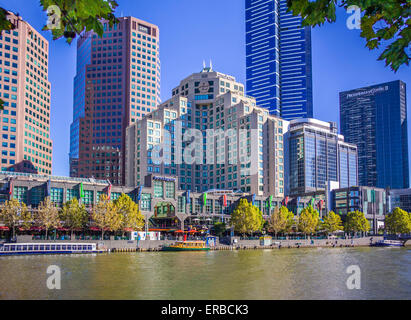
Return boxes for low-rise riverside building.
[388,188,411,213]
[126,66,289,198]
[0,172,283,230]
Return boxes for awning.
[0,226,9,231]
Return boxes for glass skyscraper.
[340,80,409,189]
[287,119,358,196]
[245,0,313,120]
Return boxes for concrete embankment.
[16,235,385,252]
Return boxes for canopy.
[0,226,9,231]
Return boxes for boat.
[162,240,210,252]
[0,243,107,256]
[371,240,404,247]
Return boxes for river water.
[0,247,410,300]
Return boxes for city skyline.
[0,0,410,178]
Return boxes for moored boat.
[162,241,210,252]
[372,240,404,247]
[0,243,107,256]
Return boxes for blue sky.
[1,0,410,177]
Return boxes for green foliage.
[268,206,295,235]
[298,205,320,235]
[385,207,411,235]
[231,199,264,236]
[92,194,121,238]
[344,210,371,233]
[286,0,411,71]
[321,211,344,234]
[212,222,227,237]
[0,198,31,238]
[0,7,13,32]
[114,193,144,234]
[60,198,88,235]
[35,197,60,238]
[0,1,118,44]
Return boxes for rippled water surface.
[0,247,410,300]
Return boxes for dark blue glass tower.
[245,0,313,120]
[340,80,409,189]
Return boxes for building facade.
[0,12,53,175]
[70,17,160,185]
[340,80,409,189]
[388,188,411,213]
[245,0,313,120]
[332,186,387,233]
[286,119,358,196]
[0,172,284,230]
[126,67,289,198]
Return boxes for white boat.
[0,243,106,256]
[372,240,404,247]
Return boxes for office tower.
[340,80,409,189]
[287,119,358,195]
[0,12,53,175]
[70,17,160,185]
[245,0,313,120]
[126,66,289,197]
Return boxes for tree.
[385,207,411,235]
[212,222,227,238]
[268,207,295,237]
[92,194,122,239]
[287,0,410,72]
[298,206,320,236]
[322,211,344,235]
[344,210,371,234]
[230,199,264,237]
[35,197,60,239]
[114,194,144,236]
[60,198,89,238]
[0,198,31,239]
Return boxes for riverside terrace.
[0,172,283,231]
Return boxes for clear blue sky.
[1,0,410,177]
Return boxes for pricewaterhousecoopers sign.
[346,86,389,99]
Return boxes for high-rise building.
[245,0,313,120]
[0,12,53,175]
[340,80,409,189]
[70,17,160,185]
[126,66,289,197]
[286,119,358,196]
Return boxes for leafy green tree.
[35,197,60,239]
[114,194,144,236]
[268,206,295,237]
[298,206,320,236]
[231,199,264,237]
[212,222,227,238]
[385,207,411,235]
[92,194,122,239]
[0,198,31,239]
[344,210,371,234]
[60,198,89,238]
[322,211,344,235]
[287,0,410,71]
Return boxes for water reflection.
[0,248,410,300]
